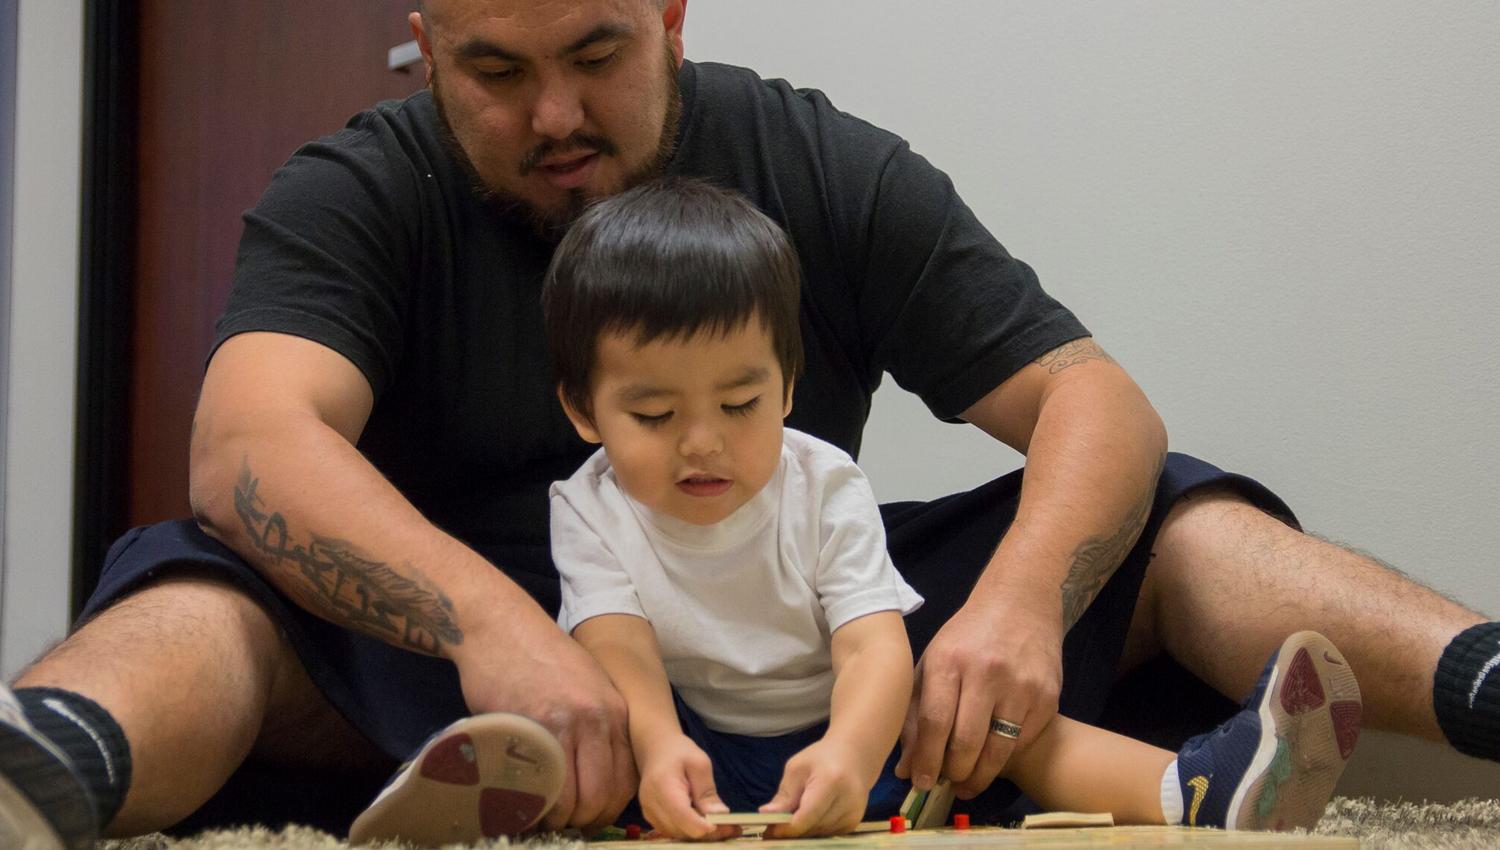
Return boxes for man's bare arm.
[189,331,635,830]
[190,333,531,660]
[962,337,1166,626]
[227,461,466,655]
[897,336,1167,798]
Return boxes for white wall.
[0,0,82,680]
[686,2,1500,801]
[0,0,1493,803]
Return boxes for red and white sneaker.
[349,713,566,846]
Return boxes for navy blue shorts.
[616,692,909,826]
[81,452,1293,827]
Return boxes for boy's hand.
[759,738,873,838]
[638,734,740,841]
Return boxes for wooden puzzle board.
[597,825,1358,849]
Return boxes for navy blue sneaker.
[1176,631,1363,831]
[349,712,566,846]
[0,685,99,850]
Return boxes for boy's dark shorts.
[81,452,1294,830]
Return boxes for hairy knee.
[1148,486,1310,601]
[92,568,271,632]
[30,568,285,690]
[1162,485,1300,548]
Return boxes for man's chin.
[489,171,642,241]
[482,184,591,242]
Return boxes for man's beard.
[431,46,683,242]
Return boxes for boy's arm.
[573,614,684,755]
[762,610,913,837]
[574,615,735,839]
[807,454,917,782]
[827,611,915,780]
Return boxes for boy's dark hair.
[543,177,804,420]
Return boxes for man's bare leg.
[13,571,386,837]
[1124,486,1487,741]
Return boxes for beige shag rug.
[94,797,1500,850]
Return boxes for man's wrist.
[968,550,1065,620]
[444,567,558,664]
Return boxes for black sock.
[15,687,133,829]
[1433,622,1500,761]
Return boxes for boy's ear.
[782,379,795,418]
[558,386,603,444]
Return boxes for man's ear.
[782,379,795,418]
[559,386,603,444]
[661,0,687,67]
[408,11,436,86]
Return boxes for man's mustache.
[519,133,619,176]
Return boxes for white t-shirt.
[551,428,923,736]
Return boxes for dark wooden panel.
[130,0,424,527]
[76,0,139,614]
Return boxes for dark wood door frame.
[74,1,424,618]
[75,0,138,618]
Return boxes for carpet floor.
[94,797,1500,850]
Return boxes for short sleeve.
[213,111,421,397]
[813,459,923,631]
[551,493,646,634]
[854,143,1090,421]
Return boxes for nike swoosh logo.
[1187,775,1210,826]
[1468,639,1500,709]
[506,741,538,765]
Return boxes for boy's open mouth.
[677,476,732,498]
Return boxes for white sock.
[1159,759,1184,824]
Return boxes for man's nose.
[530,77,585,140]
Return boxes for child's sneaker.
[1176,630,1363,832]
[349,712,566,846]
[0,685,99,850]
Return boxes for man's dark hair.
[543,177,804,420]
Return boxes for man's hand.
[760,738,874,838]
[636,734,739,841]
[894,588,1063,800]
[452,614,638,833]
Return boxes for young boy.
[539,177,1365,840]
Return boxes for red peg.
[954,814,970,830]
[624,824,642,840]
[890,816,907,833]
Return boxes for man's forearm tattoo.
[1034,338,1117,375]
[233,464,463,655]
[1059,454,1165,630]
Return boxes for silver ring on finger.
[988,717,1022,740]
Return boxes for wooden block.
[1020,811,1115,829]
[703,812,794,826]
[853,819,907,833]
[899,785,927,823]
[912,779,955,829]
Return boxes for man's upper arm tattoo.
[233,463,463,655]
[1034,338,1118,375]
[1059,454,1165,631]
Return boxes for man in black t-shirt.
[2,1,1496,845]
